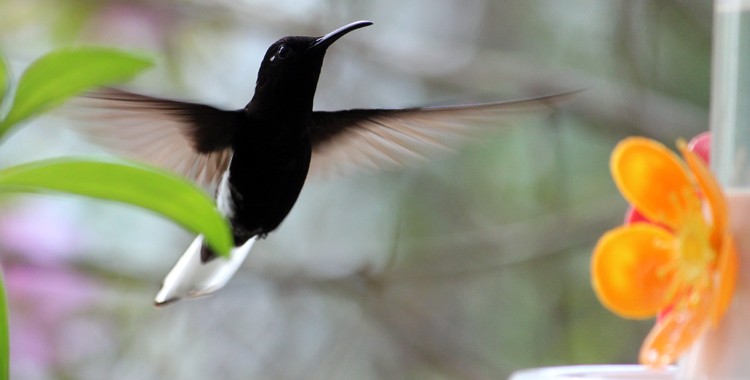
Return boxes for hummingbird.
[77,20,571,306]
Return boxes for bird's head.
[250,20,372,113]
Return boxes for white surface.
[510,365,675,380]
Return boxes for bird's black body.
[200,24,372,260]
[226,36,324,243]
[227,111,312,243]
[76,20,573,304]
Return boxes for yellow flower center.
[658,208,714,309]
[680,211,713,275]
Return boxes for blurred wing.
[308,92,574,178]
[68,89,243,192]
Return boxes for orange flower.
[591,137,738,367]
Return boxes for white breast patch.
[215,156,235,218]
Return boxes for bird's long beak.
[310,20,373,50]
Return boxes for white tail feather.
[154,235,256,306]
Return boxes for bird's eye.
[275,45,290,60]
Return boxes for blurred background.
[0,0,712,379]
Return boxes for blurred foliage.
[0,268,5,380]
[0,46,235,254]
[0,45,237,379]
[0,0,714,379]
[0,47,151,135]
[0,58,7,107]
[0,158,233,256]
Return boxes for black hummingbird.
[77,20,570,305]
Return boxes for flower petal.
[678,140,727,250]
[711,233,738,326]
[611,137,696,229]
[639,299,712,367]
[687,132,711,164]
[624,206,650,225]
[624,205,672,232]
[592,223,676,319]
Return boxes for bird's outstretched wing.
[68,89,243,192]
[308,92,575,178]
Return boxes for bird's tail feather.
[154,235,256,306]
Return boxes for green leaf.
[0,57,9,378]
[0,268,7,380]
[0,55,8,112]
[0,158,232,257]
[0,47,153,137]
